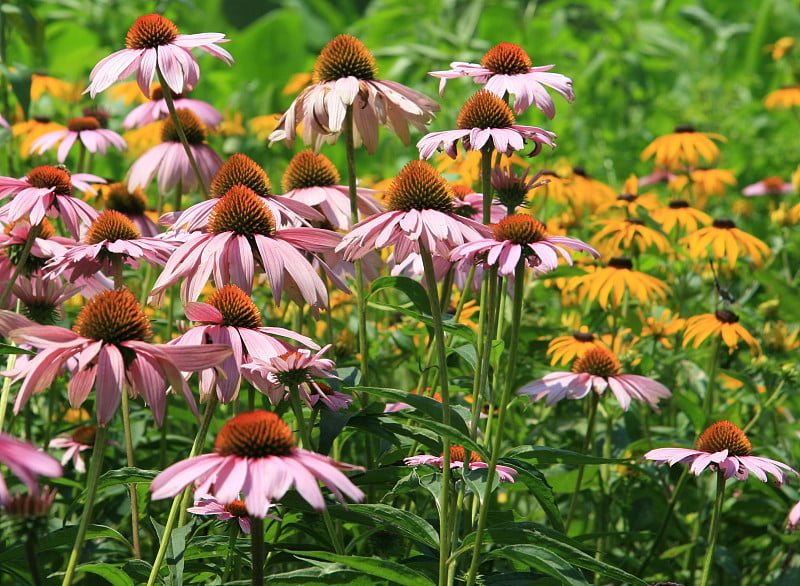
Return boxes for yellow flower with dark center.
[681,218,771,268]
[683,309,760,355]
[764,87,800,110]
[30,74,83,102]
[569,166,616,212]
[547,327,608,366]
[595,175,661,217]
[638,308,686,350]
[641,125,726,170]
[566,257,669,308]
[650,200,712,234]
[12,118,66,158]
[689,168,736,205]
[590,217,671,256]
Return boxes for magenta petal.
[95,344,125,425]
[151,453,223,499]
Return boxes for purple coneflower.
[100,182,161,237]
[742,176,794,197]
[0,432,62,504]
[48,425,98,473]
[405,446,517,483]
[30,116,127,163]
[187,495,280,533]
[123,84,223,129]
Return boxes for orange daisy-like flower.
[683,309,760,355]
[30,74,83,103]
[566,257,669,309]
[681,218,771,268]
[689,168,737,203]
[641,125,726,170]
[638,308,686,350]
[764,37,795,60]
[764,86,800,110]
[651,200,711,234]
[569,166,616,212]
[547,327,608,366]
[590,217,671,256]
[595,174,661,217]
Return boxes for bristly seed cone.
[74,288,152,344]
[72,425,98,446]
[608,257,633,270]
[715,309,739,324]
[86,210,141,244]
[207,186,276,236]
[572,347,621,377]
[282,150,340,191]
[67,117,101,132]
[447,446,481,464]
[696,420,752,456]
[669,200,689,209]
[481,42,533,75]
[205,284,262,329]
[26,165,73,197]
[162,109,207,144]
[225,500,249,517]
[385,161,455,213]
[125,14,179,50]
[214,410,295,458]
[312,34,377,83]
[210,154,272,198]
[493,214,547,244]
[102,182,149,216]
[457,90,515,130]
[713,218,736,229]
[150,84,182,101]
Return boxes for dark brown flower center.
[224,500,249,517]
[712,218,736,230]
[205,285,262,329]
[150,84,181,101]
[210,154,272,199]
[608,257,633,270]
[762,176,786,192]
[493,214,547,244]
[715,309,739,324]
[696,420,751,456]
[103,183,149,216]
[447,446,481,464]
[617,194,636,203]
[74,288,152,344]
[162,109,206,144]
[72,425,97,446]
[67,117,100,132]
[282,149,340,191]
[207,186,276,236]
[81,108,110,128]
[674,125,696,133]
[573,331,596,342]
[572,347,621,377]
[125,14,179,50]
[480,42,533,75]
[26,165,72,197]
[626,217,645,226]
[214,410,295,458]
[385,161,455,213]
[85,210,141,244]
[457,90,515,130]
[668,200,689,209]
[312,34,377,82]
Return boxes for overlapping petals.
[417,126,556,160]
[644,447,797,485]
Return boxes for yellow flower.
[764,86,800,110]
[30,74,83,102]
[216,109,246,136]
[122,121,162,158]
[683,309,760,355]
[570,166,616,212]
[638,308,686,349]
[107,80,149,107]
[12,118,66,158]
[566,257,669,309]
[594,179,661,218]
[283,72,314,96]
[764,37,795,60]
[641,125,726,170]
[434,150,482,187]
[690,168,736,200]
[651,200,711,234]
[547,326,608,366]
[529,169,571,206]
[681,218,771,268]
[590,217,671,256]
[763,321,800,353]
[770,203,800,227]
[248,115,281,142]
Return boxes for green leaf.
[506,446,630,466]
[0,343,35,356]
[370,301,477,345]
[287,551,435,585]
[76,563,135,586]
[340,503,439,549]
[95,467,158,493]
[0,525,130,564]
[486,545,588,586]
[151,517,191,586]
[370,276,431,318]
[260,563,378,584]
[503,458,565,533]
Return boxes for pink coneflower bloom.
[242,345,352,411]
[12,275,82,325]
[169,284,317,403]
[518,346,672,412]
[150,410,365,517]
[123,84,223,129]
[450,214,599,276]
[0,217,74,277]
[0,288,231,425]
[269,34,439,154]
[742,176,793,197]
[644,420,797,485]
[0,114,9,130]
[787,500,800,530]
[449,184,505,224]
[405,446,517,483]
[187,495,280,533]
[149,185,340,311]
[430,42,574,118]
[48,425,98,473]
[30,116,127,163]
[417,90,556,160]
[100,182,161,237]
[0,165,99,238]
[637,168,679,188]
[337,161,492,263]
[280,149,383,230]
[0,432,62,504]
[491,164,549,212]
[85,13,233,99]
[128,109,222,195]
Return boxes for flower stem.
[76,142,87,174]
[699,471,726,586]
[222,522,239,583]
[0,224,41,308]
[120,389,141,558]
[638,466,689,576]
[465,260,525,586]
[323,508,345,554]
[288,385,313,450]
[251,516,265,586]
[702,336,722,425]
[480,147,494,224]
[565,391,600,532]
[61,424,109,586]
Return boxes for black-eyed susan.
[595,174,661,217]
[566,257,669,309]
[764,86,800,110]
[681,218,771,268]
[764,37,795,60]
[569,165,616,212]
[30,74,83,103]
[774,202,800,226]
[590,217,671,256]
[651,200,711,234]
[689,168,736,204]
[638,308,686,350]
[546,327,608,366]
[641,125,726,170]
[683,309,761,355]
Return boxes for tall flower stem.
[702,337,722,425]
[251,516,265,586]
[465,260,526,586]
[0,348,18,433]
[0,224,41,308]
[288,385,313,450]
[565,392,600,532]
[638,467,689,576]
[61,424,109,586]
[120,390,141,558]
[480,147,494,224]
[76,142,88,174]
[699,471,726,586]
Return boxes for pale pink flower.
[48,425,99,474]
[187,495,280,533]
[30,116,126,163]
[123,84,223,129]
[405,446,517,483]
[787,500,800,530]
[85,13,233,99]
[0,217,75,286]
[150,410,364,517]
[0,432,62,504]
[12,275,82,323]
[430,42,574,118]
[0,288,231,425]
[0,114,8,129]
[269,35,438,155]
[742,176,794,197]
[518,347,671,412]
[644,420,797,486]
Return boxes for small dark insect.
[709,259,736,303]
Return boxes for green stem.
[0,224,41,308]
[702,337,722,425]
[61,425,109,586]
[251,516,265,586]
[470,266,499,444]
[121,390,141,558]
[323,509,345,554]
[480,147,494,224]
[699,472,726,586]
[465,261,525,586]
[222,522,239,583]
[288,385,313,450]
[638,467,689,576]
[24,529,43,586]
[565,392,600,533]
[76,142,87,174]
[0,350,18,433]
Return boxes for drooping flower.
[29,116,127,163]
[150,410,365,517]
[48,425,98,473]
[742,176,794,197]
[0,288,231,425]
[490,164,548,212]
[518,346,672,412]
[449,184,505,224]
[0,432,63,504]
[269,34,439,154]
[11,275,82,325]
[417,90,556,160]
[681,218,771,269]
[644,420,796,484]
[85,13,234,99]
[430,42,574,118]
[683,309,761,355]
[787,500,800,530]
[123,83,223,129]
[641,125,726,170]
[565,257,670,309]
[404,446,517,483]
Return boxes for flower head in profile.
[48,425,98,473]
[86,13,233,98]
[0,432,62,504]
[430,42,574,118]
[404,446,517,483]
[590,217,671,257]
[0,217,73,280]
[644,420,796,484]
[269,34,439,154]
[683,309,761,355]
[681,218,770,269]
[491,164,548,213]
[0,288,231,425]
[650,200,711,234]
[11,275,82,324]
[150,410,365,517]
[123,83,223,129]
[450,214,598,276]
[546,328,608,366]
[788,500,800,530]
[187,495,280,534]
[337,161,491,263]
[742,176,793,197]
[30,116,127,163]
[566,257,670,309]
[417,90,556,160]
[641,125,726,170]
